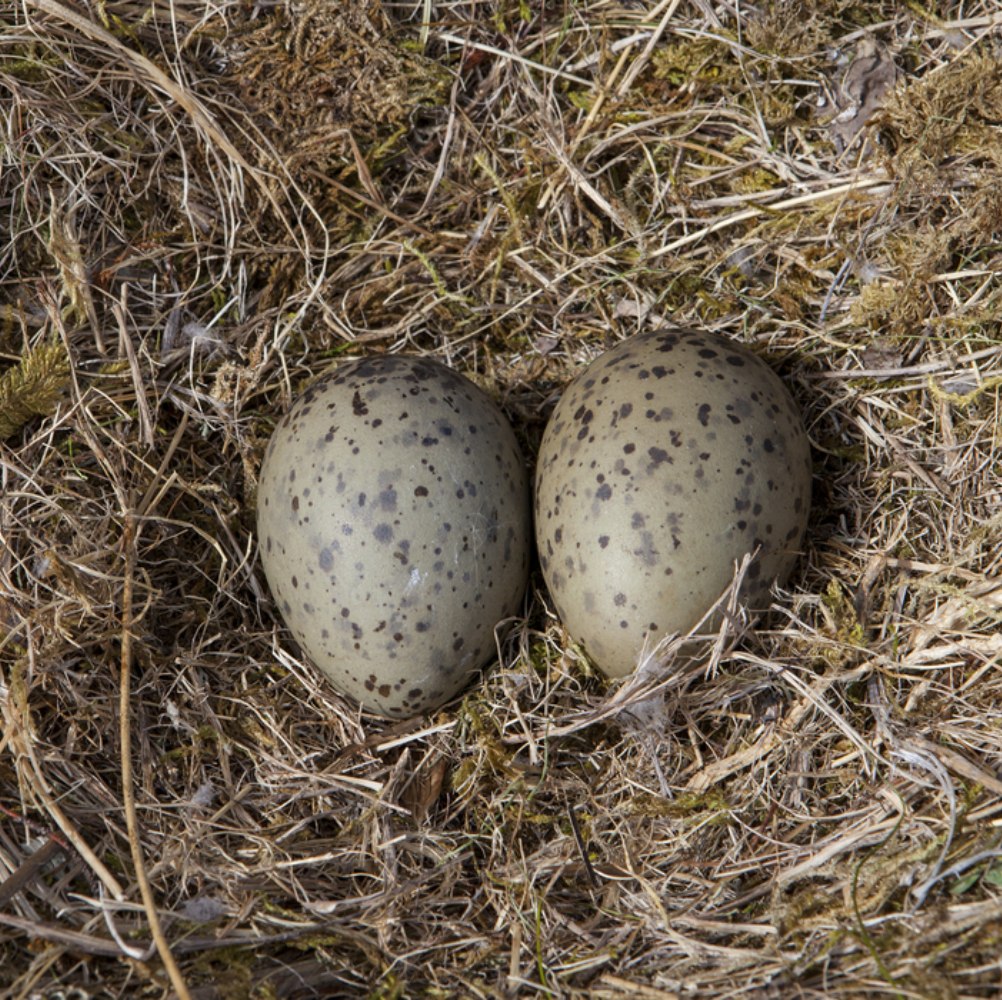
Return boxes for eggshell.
[258,355,531,717]
[534,329,812,678]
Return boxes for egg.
[534,328,812,678]
[257,355,531,717]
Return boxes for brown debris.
[825,37,901,154]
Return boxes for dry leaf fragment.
[827,37,900,153]
[399,753,448,823]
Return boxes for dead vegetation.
[2,0,1002,997]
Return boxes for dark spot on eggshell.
[534,328,811,679]
[258,354,531,718]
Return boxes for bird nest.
[2,1,1002,997]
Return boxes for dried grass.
[2,0,1002,997]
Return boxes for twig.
[615,0,683,96]
[0,837,65,908]
[119,511,192,1000]
[434,30,595,87]
[651,175,890,257]
[4,661,127,902]
[0,909,127,957]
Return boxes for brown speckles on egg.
[534,328,811,679]
[258,355,531,718]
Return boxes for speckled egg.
[257,355,531,717]
[535,328,812,678]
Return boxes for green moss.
[0,340,72,441]
[368,977,406,1000]
[2,53,62,82]
[629,789,730,821]
[651,36,738,90]
[190,949,255,1000]
[822,579,867,646]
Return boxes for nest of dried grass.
[2,1,1002,997]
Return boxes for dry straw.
[2,1,1002,997]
